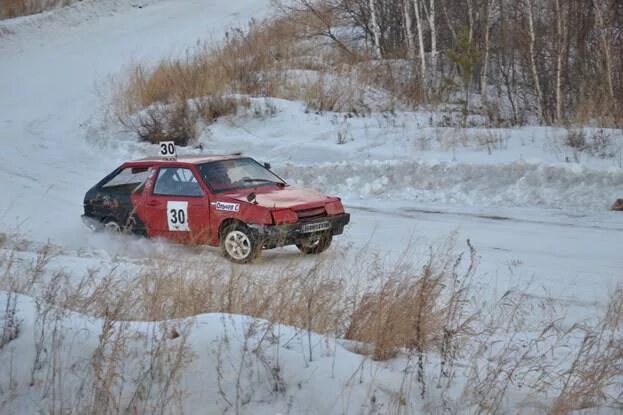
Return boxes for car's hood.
[225,186,335,209]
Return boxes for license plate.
[301,221,331,233]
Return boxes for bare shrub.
[563,127,618,162]
[195,95,249,122]
[477,130,509,155]
[565,128,587,150]
[586,129,616,159]
[128,102,197,146]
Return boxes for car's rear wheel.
[103,218,121,233]
[221,223,260,263]
[296,232,332,255]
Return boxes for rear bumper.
[250,213,350,247]
[81,214,102,231]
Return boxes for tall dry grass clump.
[116,18,300,115]
[345,241,477,361]
[1,0,73,19]
[113,11,420,144]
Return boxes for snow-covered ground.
[0,0,622,413]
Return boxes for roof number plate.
[301,221,331,233]
[159,141,177,159]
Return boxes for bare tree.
[553,0,568,122]
[480,0,497,100]
[524,0,544,121]
[403,0,416,59]
[423,0,438,71]
[369,0,382,58]
[413,0,427,83]
[593,0,616,101]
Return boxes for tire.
[296,232,332,255]
[102,218,122,233]
[220,223,260,263]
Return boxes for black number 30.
[160,143,175,156]
[169,209,186,225]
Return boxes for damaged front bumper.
[249,213,350,248]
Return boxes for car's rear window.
[102,167,150,192]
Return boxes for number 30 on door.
[167,201,189,231]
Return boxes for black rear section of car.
[82,166,148,235]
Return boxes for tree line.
[281,0,623,125]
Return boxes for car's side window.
[101,167,150,194]
[154,167,203,197]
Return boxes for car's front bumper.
[250,213,350,248]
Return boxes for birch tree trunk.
[427,0,437,71]
[593,0,615,100]
[403,0,416,60]
[369,0,382,59]
[554,0,567,122]
[413,0,427,82]
[442,1,457,42]
[480,0,496,99]
[466,0,475,42]
[525,0,544,122]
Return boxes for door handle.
[146,200,160,207]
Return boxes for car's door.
[137,166,211,243]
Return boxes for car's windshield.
[199,158,285,193]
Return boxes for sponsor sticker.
[212,201,240,212]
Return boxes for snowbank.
[0,291,404,414]
[280,159,623,211]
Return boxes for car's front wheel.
[220,223,260,263]
[296,232,332,255]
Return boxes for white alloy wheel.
[224,230,252,261]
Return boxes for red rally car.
[82,154,350,263]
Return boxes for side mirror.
[263,162,271,170]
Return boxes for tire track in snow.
[349,205,623,233]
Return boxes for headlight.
[325,200,344,215]
[272,209,298,224]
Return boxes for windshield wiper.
[239,178,284,186]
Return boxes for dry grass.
[113,13,417,141]
[1,235,622,413]
[0,0,73,19]
[0,235,476,357]
[345,241,477,361]
[549,287,623,414]
[115,18,301,116]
